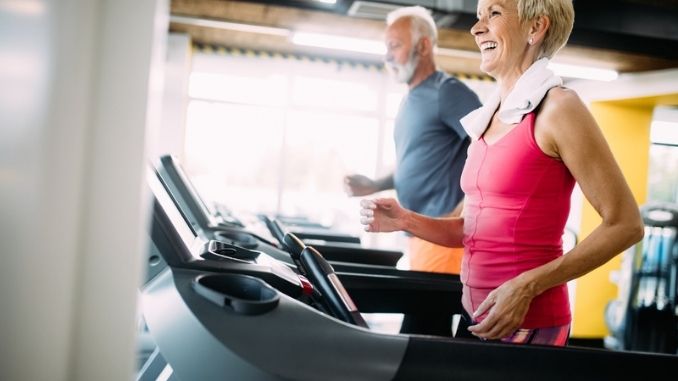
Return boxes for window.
[182,48,492,250]
[647,108,678,204]
[183,50,403,244]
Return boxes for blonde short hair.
[386,6,438,46]
[517,0,574,59]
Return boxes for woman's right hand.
[359,198,407,232]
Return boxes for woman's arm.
[468,88,644,339]
[360,198,464,248]
[521,88,643,295]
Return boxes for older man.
[344,6,481,336]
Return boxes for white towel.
[460,58,562,139]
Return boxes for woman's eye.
[490,10,500,17]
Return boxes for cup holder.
[214,230,258,249]
[193,273,280,315]
[201,240,260,262]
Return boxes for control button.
[298,275,314,296]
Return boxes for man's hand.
[344,174,378,197]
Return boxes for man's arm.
[344,174,394,197]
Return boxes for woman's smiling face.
[471,0,531,80]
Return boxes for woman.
[359,0,644,346]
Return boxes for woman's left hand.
[467,277,536,340]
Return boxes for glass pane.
[280,110,379,226]
[381,119,396,173]
[385,91,405,119]
[183,100,284,213]
[189,72,287,106]
[647,144,678,203]
[650,121,678,145]
[292,76,378,112]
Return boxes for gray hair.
[386,6,438,46]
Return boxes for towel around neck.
[460,58,562,140]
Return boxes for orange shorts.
[408,236,463,274]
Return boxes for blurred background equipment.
[606,202,678,354]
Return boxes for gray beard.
[386,50,419,84]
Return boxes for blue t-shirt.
[393,71,481,217]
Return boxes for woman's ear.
[529,15,550,45]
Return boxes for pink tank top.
[459,112,574,328]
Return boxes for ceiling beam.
[170,0,678,75]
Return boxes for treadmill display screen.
[158,155,220,229]
[148,167,198,251]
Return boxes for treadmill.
[155,154,403,268]
[151,156,463,318]
[141,163,678,381]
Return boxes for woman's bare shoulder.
[535,87,597,157]
[539,87,593,131]
[540,87,585,117]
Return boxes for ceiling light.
[314,0,337,4]
[291,32,386,55]
[547,62,618,82]
[170,15,291,37]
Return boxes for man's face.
[384,18,419,84]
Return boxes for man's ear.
[418,36,433,57]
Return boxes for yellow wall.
[571,102,653,337]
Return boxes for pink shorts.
[500,324,570,346]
